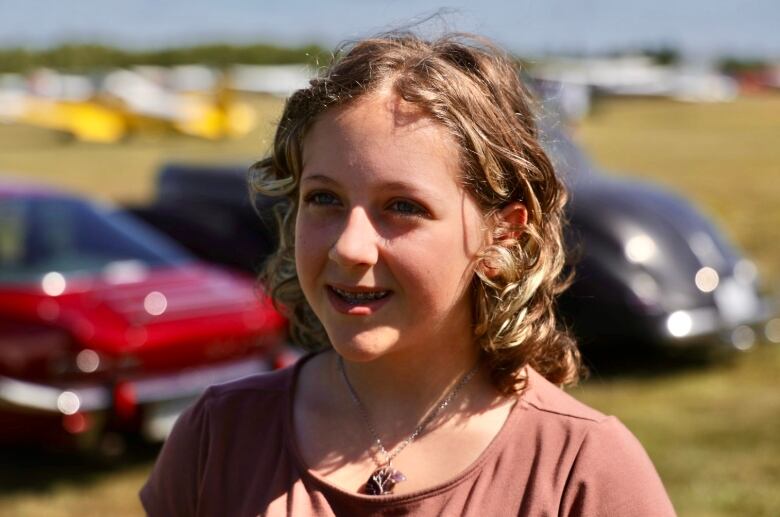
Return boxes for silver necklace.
[337,356,480,495]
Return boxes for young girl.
[141,32,675,516]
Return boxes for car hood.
[3,263,284,359]
[87,265,261,325]
[567,175,745,310]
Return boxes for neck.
[330,339,484,439]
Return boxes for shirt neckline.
[282,352,533,507]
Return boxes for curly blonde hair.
[250,32,583,392]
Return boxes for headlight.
[666,311,692,338]
[624,234,657,264]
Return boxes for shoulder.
[139,363,298,516]
[521,367,608,424]
[559,416,676,515]
[520,368,661,468]
[180,362,298,444]
[519,368,676,516]
[199,363,294,412]
[164,363,295,438]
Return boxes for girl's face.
[296,91,488,363]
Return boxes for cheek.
[294,215,327,291]
[391,234,478,305]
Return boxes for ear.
[494,202,527,241]
[481,202,527,279]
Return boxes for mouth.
[326,285,393,315]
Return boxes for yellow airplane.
[1,69,255,143]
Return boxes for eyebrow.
[300,174,338,186]
[301,174,445,201]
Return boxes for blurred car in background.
[542,125,775,351]
[130,125,775,356]
[0,181,288,457]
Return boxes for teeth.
[332,287,389,301]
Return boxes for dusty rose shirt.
[140,356,676,516]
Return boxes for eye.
[303,191,340,207]
[387,199,428,218]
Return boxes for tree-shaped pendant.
[363,466,407,495]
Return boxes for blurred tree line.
[0,42,772,76]
[0,42,328,73]
[717,57,772,75]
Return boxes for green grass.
[0,460,151,517]
[1,94,779,516]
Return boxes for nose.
[328,207,379,267]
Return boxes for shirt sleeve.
[560,416,676,517]
[139,391,212,517]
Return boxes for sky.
[1,0,779,59]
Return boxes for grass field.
[1,93,779,516]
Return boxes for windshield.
[0,195,192,283]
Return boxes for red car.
[0,181,288,456]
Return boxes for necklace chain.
[337,356,480,468]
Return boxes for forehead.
[301,91,463,187]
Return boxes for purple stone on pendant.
[363,466,407,495]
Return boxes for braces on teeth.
[332,287,389,301]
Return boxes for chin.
[326,326,402,363]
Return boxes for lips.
[326,285,393,315]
